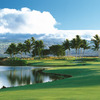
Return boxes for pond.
[0,66,58,89]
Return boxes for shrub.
[4,58,27,66]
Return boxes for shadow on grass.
[27,57,100,67]
[28,63,92,67]
[1,67,100,92]
[74,58,100,62]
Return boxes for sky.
[0,0,100,40]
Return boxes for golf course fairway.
[0,58,100,100]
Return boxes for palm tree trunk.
[78,48,80,57]
[80,48,82,58]
[10,54,12,58]
[83,49,85,57]
[67,50,69,59]
[76,49,77,59]
[67,50,69,57]
[21,52,22,58]
[38,49,41,58]
[68,49,70,57]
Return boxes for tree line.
[4,34,100,58]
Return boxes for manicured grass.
[0,58,100,100]
[26,57,79,66]
[27,59,74,66]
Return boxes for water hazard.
[0,66,58,88]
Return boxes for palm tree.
[71,38,77,58]
[4,46,13,57]
[31,37,35,47]
[71,35,82,58]
[5,43,17,57]
[62,39,70,57]
[71,38,75,52]
[39,40,44,57]
[17,43,25,57]
[24,39,31,54]
[91,34,100,57]
[81,39,90,57]
[33,40,44,57]
[24,38,36,56]
[10,43,17,57]
[75,35,82,56]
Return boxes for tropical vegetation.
[4,34,100,58]
[91,34,100,57]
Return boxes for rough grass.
[0,58,100,100]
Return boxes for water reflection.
[0,66,56,88]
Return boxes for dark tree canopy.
[49,45,65,56]
[32,40,44,57]
[91,34,100,51]
[17,43,26,57]
[24,39,31,53]
[5,43,17,57]
[63,39,70,50]
[42,49,50,56]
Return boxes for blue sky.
[0,0,100,30]
[0,0,100,40]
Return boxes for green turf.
[26,58,78,66]
[0,58,100,100]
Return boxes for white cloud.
[0,7,58,34]
[44,30,100,40]
[0,7,100,40]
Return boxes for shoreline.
[0,67,72,90]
